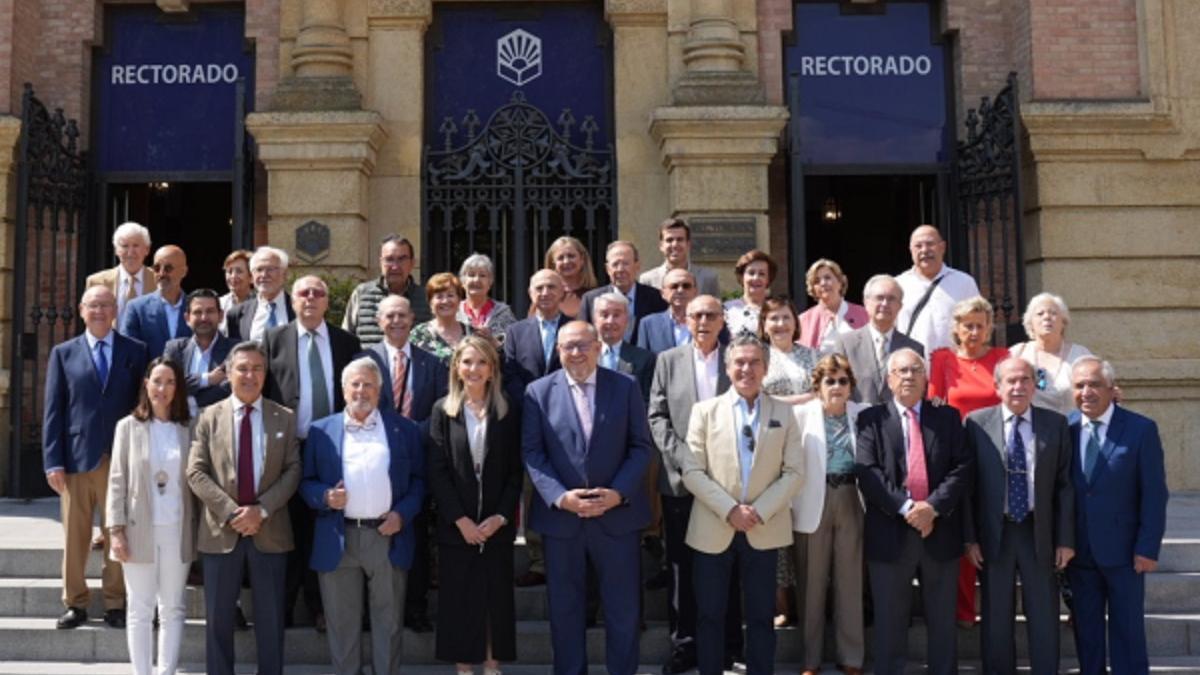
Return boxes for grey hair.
[591,291,630,317]
[291,274,329,294]
[341,356,383,388]
[1022,292,1071,340]
[112,221,151,249]
[723,334,770,367]
[885,347,927,375]
[377,294,412,312]
[993,356,1035,386]
[863,274,903,301]
[225,341,267,369]
[251,246,290,271]
[458,253,495,278]
[1072,355,1117,386]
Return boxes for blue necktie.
[267,301,279,328]
[541,320,555,367]
[1007,416,1029,521]
[1084,420,1102,480]
[94,341,109,389]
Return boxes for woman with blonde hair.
[428,336,522,674]
[797,258,868,353]
[543,236,598,319]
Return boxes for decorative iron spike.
[964,108,979,143]
[65,120,80,154]
[581,116,598,150]
[439,117,458,152]
[557,109,576,142]
[463,110,481,141]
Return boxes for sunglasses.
[1036,367,1049,391]
[151,263,176,274]
[295,288,328,299]
[741,425,756,453]
[822,377,850,387]
[667,282,695,290]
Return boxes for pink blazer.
[798,302,869,349]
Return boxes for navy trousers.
[203,537,288,675]
[1068,551,1149,675]
[693,533,777,675]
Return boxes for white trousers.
[122,524,190,675]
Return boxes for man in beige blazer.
[86,221,154,327]
[682,334,804,675]
[187,340,300,675]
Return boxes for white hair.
[112,221,151,249]
[592,291,630,314]
[251,246,290,271]
[1072,355,1117,386]
[885,347,927,375]
[1022,292,1071,340]
[863,274,903,301]
[341,356,383,388]
[458,253,495,278]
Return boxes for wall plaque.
[689,217,757,261]
[295,220,330,263]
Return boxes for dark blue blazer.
[579,282,669,345]
[162,334,234,409]
[299,409,425,572]
[522,368,653,538]
[501,315,569,406]
[362,342,448,425]
[1070,405,1168,567]
[119,290,192,358]
[43,332,148,474]
[635,309,730,355]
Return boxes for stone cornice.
[367,0,431,28]
[246,111,388,173]
[605,0,667,27]
[650,106,789,168]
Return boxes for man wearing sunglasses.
[120,245,193,358]
[262,274,363,633]
[638,268,700,356]
[680,333,804,675]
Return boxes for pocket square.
[768,419,782,428]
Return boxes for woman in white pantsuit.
[106,357,197,675]
[791,353,868,675]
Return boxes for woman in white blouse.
[724,249,777,338]
[106,357,197,675]
[1008,292,1093,416]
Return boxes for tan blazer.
[790,399,867,533]
[682,389,805,554]
[87,265,154,326]
[186,397,301,555]
[105,416,198,564]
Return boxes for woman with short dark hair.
[724,249,778,337]
[411,272,474,363]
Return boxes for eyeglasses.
[667,282,695,290]
[559,341,594,354]
[687,311,721,321]
[890,366,925,376]
[822,377,851,387]
[295,288,327,299]
[741,425,756,453]
[82,301,115,310]
[151,263,175,274]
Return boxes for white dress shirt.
[895,264,980,353]
[250,292,290,343]
[693,345,720,401]
[341,410,392,519]
[1002,404,1037,511]
[1078,402,1115,468]
[148,419,184,526]
[818,301,855,354]
[231,397,267,493]
[296,322,336,437]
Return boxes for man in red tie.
[853,347,973,675]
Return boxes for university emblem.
[497,29,542,87]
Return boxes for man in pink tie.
[853,347,973,675]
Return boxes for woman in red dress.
[927,295,1009,628]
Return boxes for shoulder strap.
[906,274,946,334]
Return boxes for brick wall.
[246,0,281,111]
[1027,0,1141,99]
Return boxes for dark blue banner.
[427,3,612,148]
[786,2,949,166]
[95,5,254,174]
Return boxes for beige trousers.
[799,483,865,669]
[61,456,125,610]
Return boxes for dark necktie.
[267,301,279,328]
[1084,420,1102,480]
[94,341,109,389]
[237,405,256,506]
[308,332,331,420]
[1007,416,1029,521]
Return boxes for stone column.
[0,115,23,493]
[672,0,764,105]
[272,0,361,111]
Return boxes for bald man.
[119,245,193,358]
[894,225,980,353]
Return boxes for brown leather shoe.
[801,670,819,675]
[840,666,864,675]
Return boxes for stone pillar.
[672,0,764,105]
[0,115,22,494]
[272,0,361,111]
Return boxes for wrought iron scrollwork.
[956,72,1025,342]
[423,91,614,314]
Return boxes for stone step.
[0,614,1198,664]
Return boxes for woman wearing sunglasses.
[791,353,867,675]
[1008,292,1093,416]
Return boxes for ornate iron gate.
[956,72,1026,344]
[422,91,615,316]
[8,85,92,497]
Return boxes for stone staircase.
[0,496,1198,673]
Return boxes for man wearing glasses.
[638,268,700,356]
[119,245,193,358]
[680,333,804,675]
[226,246,296,343]
[834,273,924,405]
[854,348,973,675]
[343,235,432,344]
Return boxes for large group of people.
[43,217,1169,675]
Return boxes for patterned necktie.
[1084,420,1103,480]
[237,405,256,506]
[1007,416,1029,521]
[125,276,137,302]
[308,333,330,421]
[393,350,412,417]
[94,341,109,389]
[875,335,887,371]
[572,382,593,439]
[905,407,929,501]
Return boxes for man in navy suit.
[361,293,447,632]
[299,356,424,675]
[163,288,234,416]
[637,268,698,356]
[579,241,668,345]
[593,292,655,403]
[43,285,148,629]
[523,321,653,675]
[119,245,192,358]
[503,269,570,587]
[226,246,295,343]
[1067,356,1168,675]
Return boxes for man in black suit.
[163,288,234,416]
[964,357,1075,675]
[593,291,654,403]
[854,347,973,675]
[362,292,448,632]
[263,274,362,631]
[835,274,924,405]
[501,269,570,587]
[225,246,295,343]
[579,241,668,345]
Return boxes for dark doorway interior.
[803,174,940,304]
[107,182,233,292]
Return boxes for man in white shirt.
[299,357,424,675]
[639,218,721,297]
[895,225,980,353]
[86,221,154,327]
[226,247,295,343]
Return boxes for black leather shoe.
[103,608,126,628]
[514,571,546,587]
[314,612,327,634]
[662,650,697,674]
[56,607,88,629]
[234,606,250,631]
[644,567,669,591]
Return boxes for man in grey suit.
[964,357,1075,675]
[639,217,720,297]
[835,274,924,404]
[648,294,741,674]
[593,291,655,403]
